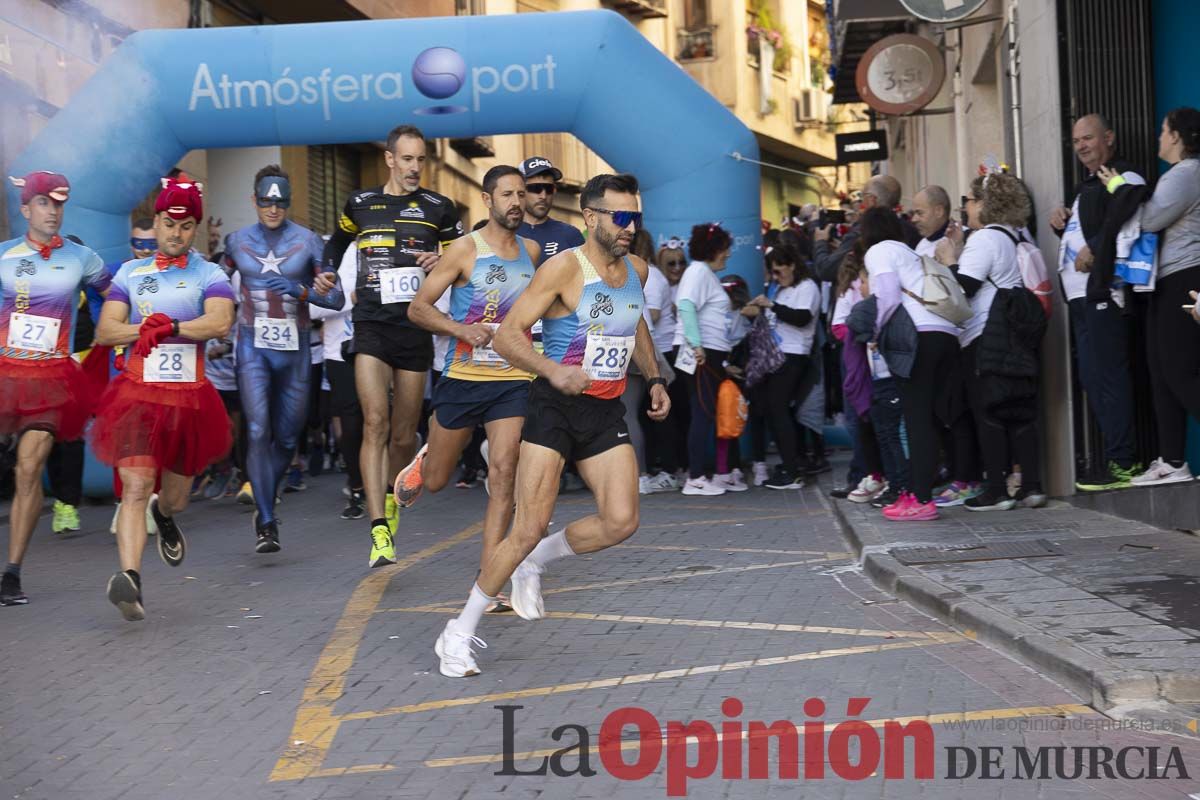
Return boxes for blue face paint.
[255,176,291,209]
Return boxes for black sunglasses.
[586,207,642,229]
[526,183,556,195]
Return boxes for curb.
[828,499,1194,714]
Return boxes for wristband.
[1105,174,1128,193]
[648,377,668,392]
[171,319,180,336]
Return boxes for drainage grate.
[890,539,1064,565]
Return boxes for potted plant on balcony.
[746,1,791,74]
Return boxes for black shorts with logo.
[520,378,630,461]
[349,320,433,373]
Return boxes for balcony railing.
[677,25,716,61]
[601,0,667,19]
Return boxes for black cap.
[520,156,563,182]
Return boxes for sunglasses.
[586,207,643,229]
[256,197,291,209]
[526,183,556,195]
[130,237,157,251]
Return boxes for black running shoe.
[152,499,186,567]
[256,519,281,554]
[964,490,1017,512]
[0,572,28,606]
[803,457,833,476]
[341,488,365,520]
[870,488,901,509]
[764,467,804,490]
[107,570,144,621]
[828,486,851,499]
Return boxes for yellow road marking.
[376,606,963,643]
[336,639,944,722]
[423,704,1098,768]
[269,522,483,782]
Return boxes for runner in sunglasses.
[516,157,584,262]
[430,173,671,678]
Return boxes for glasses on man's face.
[587,207,643,230]
[526,183,556,196]
[256,197,290,209]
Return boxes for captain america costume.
[225,218,342,535]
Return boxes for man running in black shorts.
[431,173,670,677]
[322,125,463,566]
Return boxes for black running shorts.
[520,378,630,461]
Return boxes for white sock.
[526,528,575,570]
[455,583,494,638]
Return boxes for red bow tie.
[155,252,189,270]
[27,234,63,261]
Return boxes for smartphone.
[819,208,846,228]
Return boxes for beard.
[594,224,630,258]
[492,207,523,231]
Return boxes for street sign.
[855,33,945,115]
[835,130,889,163]
[898,0,988,23]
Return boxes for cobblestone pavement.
[3,471,1200,799]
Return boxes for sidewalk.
[827,479,1200,721]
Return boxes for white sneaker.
[434,618,486,678]
[714,472,748,492]
[682,476,725,496]
[1131,458,1195,487]
[110,498,159,536]
[1006,472,1022,498]
[510,561,546,620]
[848,475,887,504]
[639,475,652,495]
[659,472,681,491]
[643,472,677,494]
[751,462,769,487]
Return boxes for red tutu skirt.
[89,374,232,475]
[0,356,94,441]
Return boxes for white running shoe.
[848,475,887,504]
[1131,458,1195,487]
[110,498,159,536]
[640,472,677,494]
[434,618,486,678]
[713,472,748,492]
[682,476,725,496]
[510,561,546,620]
[638,474,653,495]
[751,462,769,487]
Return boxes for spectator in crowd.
[911,185,953,258]
[748,245,820,490]
[812,175,920,283]
[645,238,689,481]
[1049,113,1144,491]
[937,172,1047,510]
[1113,107,1200,486]
[675,223,756,496]
[862,207,961,521]
[622,230,678,494]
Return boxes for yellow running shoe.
[237,482,254,505]
[384,494,399,534]
[393,444,428,510]
[368,523,396,568]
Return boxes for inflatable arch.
[6,10,763,284]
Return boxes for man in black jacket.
[1048,113,1144,491]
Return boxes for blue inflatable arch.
[7,10,762,284]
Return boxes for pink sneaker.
[884,494,939,521]
[882,491,914,514]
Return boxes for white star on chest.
[255,250,286,274]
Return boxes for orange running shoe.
[393,444,428,509]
